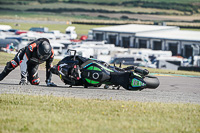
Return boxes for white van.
[50,41,65,56]
[65,26,77,39]
[0,25,12,31]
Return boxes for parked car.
[29,27,49,33]
[110,54,156,68]
[8,29,18,33]
[15,30,27,35]
[0,25,12,31]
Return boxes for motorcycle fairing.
[56,63,83,86]
[128,72,146,90]
[81,62,111,85]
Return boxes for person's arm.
[46,48,56,86]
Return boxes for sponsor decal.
[29,45,33,52]
[85,78,99,84]
[131,78,145,87]
[28,43,36,52]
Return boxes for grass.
[0,52,15,66]
[0,94,199,133]
[146,67,200,76]
[1,52,200,76]
[1,10,200,29]
[119,65,200,76]
[60,0,200,4]
[1,17,200,39]
[1,3,185,15]
[1,0,200,25]
[0,21,108,37]
[181,28,200,31]
[3,0,200,4]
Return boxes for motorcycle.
[50,50,160,91]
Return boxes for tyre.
[144,75,160,89]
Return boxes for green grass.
[61,0,200,4]
[0,94,199,133]
[120,64,200,76]
[0,21,108,37]
[1,0,200,24]
[181,28,200,31]
[0,52,15,66]
[146,67,200,76]
[1,3,185,15]
[0,0,200,3]
[9,0,200,4]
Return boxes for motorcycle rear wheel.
[144,75,160,89]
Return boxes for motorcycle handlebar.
[67,49,77,61]
[123,66,149,76]
[124,66,135,70]
[134,67,149,76]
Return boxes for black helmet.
[37,41,51,60]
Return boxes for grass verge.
[0,21,108,37]
[0,94,199,133]
[145,67,200,76]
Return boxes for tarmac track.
[0,67,200,104]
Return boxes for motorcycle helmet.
[37,41,51,60]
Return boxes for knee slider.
[31,78,40,85]
[10,60,18,69]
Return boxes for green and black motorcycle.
[50,50,160,90]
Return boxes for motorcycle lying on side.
[50,50,160,91]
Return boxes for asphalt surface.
[0,66,200,104]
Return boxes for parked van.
[65,26,77,39]
[29,27,49,33]
[50,41,65,56]
[110,54,156,68]
[0,25,12,31]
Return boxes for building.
[91,24,200,58]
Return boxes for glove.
[46,80,57,87]
[19,78,28,85]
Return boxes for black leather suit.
[1,38,54,85]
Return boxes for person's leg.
[27,64,40,85]
[0,57,19,81]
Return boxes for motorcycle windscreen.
[110,72,146,90]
